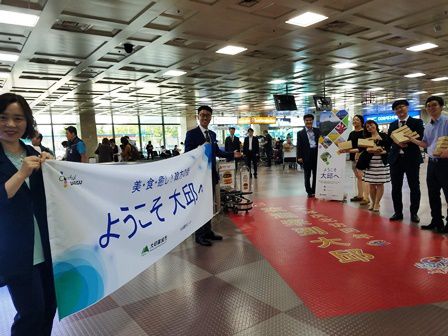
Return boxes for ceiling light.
[394,97,407,100]
[376,96,387,100]
[199,97,211,102]
[368,87,384,92]
[303,92,316,96]
[404,73,425,78]
[406,43,438,52]
[0,53,19,62]
[413,91,427,95]
[432,92,445,96]
[0,10,39,27]
[342,84,356,89]
[216,46,247,55]
[286,12,328,27]
[232,89,247,94]
[332,62,357,69]
[163,70,186,77]
[176,103,188,107]
[431,76,448,81]
[269,79,286,84]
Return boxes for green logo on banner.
[141,245,149,256]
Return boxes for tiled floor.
[1,161,447,335]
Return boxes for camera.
[123,43,134,53]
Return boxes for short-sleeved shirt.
[422,114,448,158]
[347,130,364,161]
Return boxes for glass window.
[34,124,54,153]
[96,114,113,124]
[52,114,79,124]
[164,125,181,150]
[140,125,163,154]
[96,125,114,145]
[164,116,181,124]
[140,115,162,123]
[35,113,51,124]
[114,124,140,150]
[113,114,138,124]
[52,125,71,160]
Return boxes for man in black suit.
[243,128,260,178]
[297,114,320,197]
[225,127,241,155]
[184,105,241,246]
[388,99,424,223]
[263,130,273,166]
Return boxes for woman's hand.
[39,151,53,162]
[18,156,41,178]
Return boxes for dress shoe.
[421,223,440,230]
[195,237,212,246]
[206,232,223,241]
[389,213,403,221]
[359,199,370,205]
[350,196,363,202]
[410,214,420,223]
[436,225,448,234]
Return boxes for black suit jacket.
[296,127,320,164]
[243,137,260,156]
[184,126,233,185]
[387,117,424,165]
[0,141,52,278]
[224,135,240,152]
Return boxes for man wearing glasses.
[184,105,241,246]
[407,96,448,233]
[388,99,424,223]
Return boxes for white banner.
[42,145,213,319]
[316,110,350,201]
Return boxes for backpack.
[130,145,140,161]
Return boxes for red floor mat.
[229,196,448,318]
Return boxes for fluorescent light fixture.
[405,72,425,78]
[368,87,384,92]
[413,91,427,95]
[376,96,387,100]
[163,70,186,77]
[303,92,316,96]
[232,89,247,94]
[406,43,438,52]
[0,72,10,78]
[286,12,328,27]
[432,92,445,96]
[268,79,286,84]
[416,105,424,107]
[0,53,19,62]
[332,62,357,69]
[199,97,211,102]
[0,10,39,27]
[394,97,407,100]
[431,76,448,81]
[216,45,247,55]
[176,103,188,107]
[342,84,356,89]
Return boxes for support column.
[180,111,197,142]
[79,109,98,159]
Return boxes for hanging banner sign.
[42,145,213,319]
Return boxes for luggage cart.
[220,162,253,214]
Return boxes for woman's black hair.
[0,93,36,139]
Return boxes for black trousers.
[303,150,318,195]
[195,181,217,240]
[265,147,272,166]
[5,261,56,336]
[390,156,421,215]
[245,151,258,176]
[427,160,448,223]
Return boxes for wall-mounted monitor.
[273,94,297,111]
[313,95,332,111]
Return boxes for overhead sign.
[238,116,277,124]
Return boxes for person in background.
[146,141,154,160]
[94,138,113,163]
[297,114,320,197]
[110,138,120,162]
[406,95,448,233]
[31,132,54,157]
[120,136,132,162]
[65,126,87,163]
[388,99,424,223]
[243,128,260,178]
[0,93,56,336]
[263,130,273,167]
[172,145,180,156]
[225,127,241,152]
[61,140,68,160]
[184,105,241,246]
